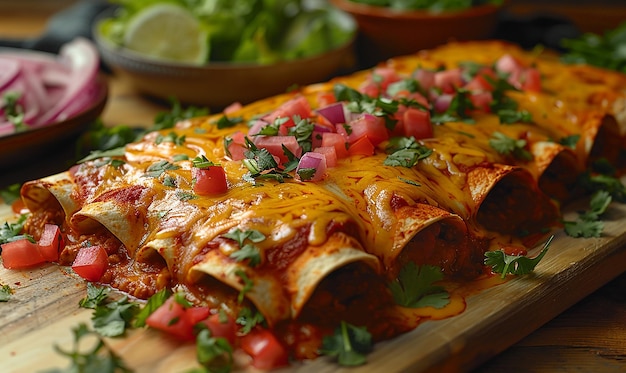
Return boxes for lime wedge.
[123,4,208,64]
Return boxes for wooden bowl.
[92,12,356,110]
[330,0,504,64]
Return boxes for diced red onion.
[316,102,346,125]
[296,152,327,182]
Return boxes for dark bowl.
[330,0,504,64]
[92,11,357,110]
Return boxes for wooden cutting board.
[1,196,626,373]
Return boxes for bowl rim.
[92,6,358,72]
[329,0,503,21]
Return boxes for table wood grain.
[0,2,624,372]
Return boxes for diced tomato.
[1,239,46,269]
[199,313,238,345]
[321,132,349,158]
[495,54,524,75]
[464,74,494,92]
[434,68,463,93]
[360,67,401,97]
[316,91,336,108]
[313,146,337,167]
[146,297,195,341]
[263,96,312,129]
[345,114,389,146]
[192,166,228,196]
[348,136,375,156]
[11,199,26,214]
[37,224,61,262]
[71,245,108,282]
[412,68,436,92]
[185,306,210,325]
[225,131,247,161]
[469,91,493,113]
[223,101,243,115]
[521,67,542,92]
[253,135,302,165]
[402,107,433,139]
[240,328,289,370]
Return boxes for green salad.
[99,0,356,65]
[347,0,503,12]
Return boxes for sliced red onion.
[0,58,20,91]
[35,37,100,125]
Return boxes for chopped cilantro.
[0,183,21,205]
[431,89,475,124]
[192,155,218,168]
[145,160,180,178]
[488,131,533,161]
[195,327,233,373]
[0,284,12,302]
[176,191,197,201]
[78,147,126,164]
[223,228,265,246]
[79,284,138,337]
[235,270,254,304]
[50,323,132,373]
[388,263,450,309]
[559,134,580,149]
[564,190,612,238]
[484,235,553,279]
[399,177,421,186]
[320,321,372,366]
[152,98,209,131]
[0,214,28,245]
[155,131,185,146]
[297,167,317,181]
[134,288,172,328]
[230,244,262,267]
[384,137,433,167]
[236,307,266,335]
[213,115,243,129]
[497,109,533,124]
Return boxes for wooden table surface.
[0,1,624,372]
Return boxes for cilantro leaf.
[145,160,180,178]
[134,288,172,328]
[195,328,233,373]
[484,235,553,279]
[388,263,450,309]
[152,98,209,131]
[235,270,254,304]
[559,134,580,149]
[79,283,111,309]
[320,321,372,366]
[488,131,533,161]
[230,244,262,267]
[236,307,266,335]
[213,115,243,129]
[0,284,12,302]
[223,228,265,246]
[384,137,433,167]
[49,323,132,373]
[496,109,533,124]
[92,296,139,337]
[564,219,605,238]
[192,155,217,168]
[563,190,611,238]
[155,131,185,146]
[0,183,21,205]
[0,214,28,245]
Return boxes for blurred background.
[1,0,625,51]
